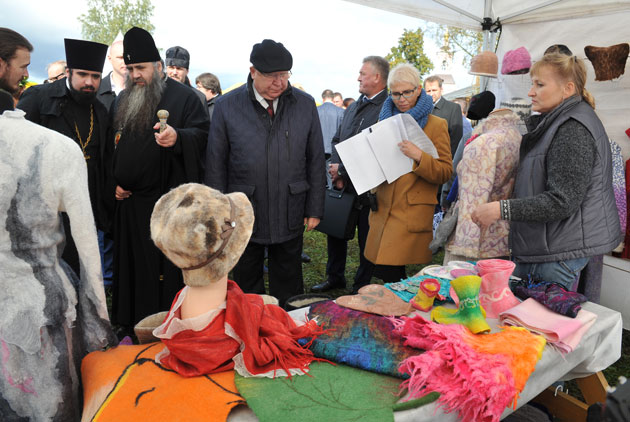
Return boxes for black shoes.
[301,252,312,263]
[311,279,345,293]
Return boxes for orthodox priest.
[110,27,209,334]
[17,38,110,275]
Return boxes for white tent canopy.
[344,0,630,30]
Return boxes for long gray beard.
[114,68,166,134]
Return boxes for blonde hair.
[387,63,421,90]
[530,53,595,109]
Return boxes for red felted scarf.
[159,281,326,378]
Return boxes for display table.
[228,300,622,422]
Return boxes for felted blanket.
[234,362,402,422]
[81,343,243,422]
[499,298,597,354]
[393,314,546,422]
[308,300,419,378]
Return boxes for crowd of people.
[0,21,625,421]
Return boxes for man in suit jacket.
[424,75,462,157]
[317,89,344,187]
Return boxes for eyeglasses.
[46,72,65,84]
[390,87,417,100]
[259,70,292,81]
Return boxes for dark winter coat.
[205,76,326,244]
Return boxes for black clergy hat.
[250,39,292,73]
[467,91,496,121]
[123,27,161,65]
[64,39,108,72]
[165,46,190,69]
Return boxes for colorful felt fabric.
[499,298,597,354]
[154,281,326,378]
[386,274,452,303]
[410,278,441,311]
[81,343,243,422]
[336,284,412,316]
[307,300,419,378]
[511,277,587,317]
[393,314,546,422]
[432,275,491,334]
[235,362,401,422]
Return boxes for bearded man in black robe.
[110,27,209,334]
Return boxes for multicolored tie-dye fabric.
[511,276,587,318]
[386,274,453,303]
[308,301,419,378]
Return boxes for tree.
[78,0,155,45]
[386,28,434,77]
[428,24,483,68]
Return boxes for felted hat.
[250,39,293,73]
[584,43,629,81]
[150,183,254,285]
[467,90,496,120]
[123,26,161,65]
[469,51,498,78]
[165,46,190,69]
[64,38,108,72]
[500,97,531,121]
[501,47,531,75]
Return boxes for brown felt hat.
[469,51,499,78]
[150,183,254,286]
[584,43,629,81]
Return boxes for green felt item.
[392,392,440,411]
[234,362,401,422]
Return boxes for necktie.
[266,99,274,118]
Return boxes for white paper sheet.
[365,118,412,184]
[335,131,386,195]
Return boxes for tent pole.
[432,0,483,23]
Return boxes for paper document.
[335,114,439,194]
[334,131,386,195]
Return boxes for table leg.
[530,372,608,422]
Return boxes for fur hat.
[584,43,629,81]
[250,39,293,73]
[123,26,161,65]
[150,184,254,284]
[165,46,190,69]
[467,91,496,120]
[469,51,498,78]
[501,47,531,75]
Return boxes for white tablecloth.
[229,301,623,422]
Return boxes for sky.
[1,0,475,100]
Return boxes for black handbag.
[315,186,359,240]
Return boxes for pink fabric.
[447,113,522,258]
[499,298,597,354]
[501,47,532,74]
[475,259,520,318]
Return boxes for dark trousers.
[233,234,304,307]
[372,264,407,284]
[326,205,374,290]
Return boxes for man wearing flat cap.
[109,27,209,335]
[18,38,111,275]
[165,45,207,108]
[206,39,326,307]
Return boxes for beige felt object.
[336,284,413,316]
